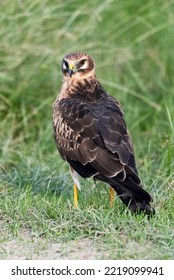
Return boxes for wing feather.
[53,95,135,178]
[53,90,154,215]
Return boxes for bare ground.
[0,230,109,260]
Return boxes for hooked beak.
[68,68,74,78]
[68,63,76,78]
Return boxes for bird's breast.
[53,111,80,151]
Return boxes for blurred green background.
[1,0,174,168]
[1,0,174,259]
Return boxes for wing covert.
[53,94,136,179]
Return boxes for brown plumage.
[53,52,155,216]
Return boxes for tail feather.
[95,173,155,216]
[111,185,155,216]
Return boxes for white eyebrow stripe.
[78,61,88,70]
[62,61,68,70]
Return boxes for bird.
[52,52,155,216]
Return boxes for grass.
[0,0,174,259]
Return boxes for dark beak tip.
[68,69,74,78]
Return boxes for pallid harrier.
[53,52,154,216]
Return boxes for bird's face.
[62,52,95,80]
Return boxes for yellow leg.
[74,184,78,208]
[110,187,115,207]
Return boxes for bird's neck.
[58,76,106,101]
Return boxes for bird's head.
[62,52,95,80]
